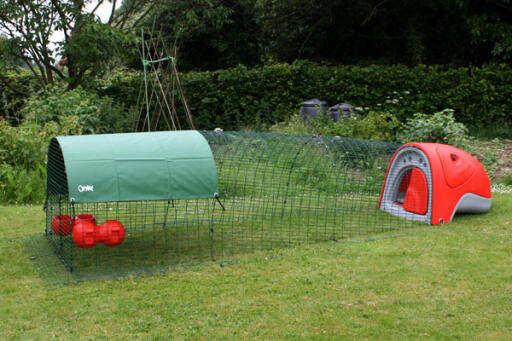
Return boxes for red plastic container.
[51,214,72,236]
[98,220,126,247]
[73,214,96,225]
[72,219,97,248]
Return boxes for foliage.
[0,117,81,204]
[133,0,512,68]
[464,1,512,62]
[269,115,311,135]
[479,148,499,180]
[254,0,512,65]
[0,67,38,124]
[18,61,507,136]
[20,86,133,134]
[94,68,141,111]
[0,83,134,204]
[465,138,512,183]
[313,111,399,141]
[397,109,470,148]
[136,0,260,71]
[271,111,399,142]
[470,121,512,140]
[492,183,512,193]
[1,0,510,93]
[62,18,137,89]
[498,174,512,186]
[0,0,143,91]
[169,62,512,132]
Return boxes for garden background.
[1,0,512,204]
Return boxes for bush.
[20,86,133,134]
[94,67,141,112]
[271,110,399,142]
[1,81,136,204]
[397,109,470,148]
[0,67,38,124]
[499,174,512,186]
[0,164,46,205]
[96,63,511,133]
[166,61,511,131]
[0,117,82,204]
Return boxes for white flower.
[491,184,512,194]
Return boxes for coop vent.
[46,131,219,203]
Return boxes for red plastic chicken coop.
[379,142,492,224]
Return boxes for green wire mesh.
[44,131,416,282]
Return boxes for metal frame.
[45,131,415,281]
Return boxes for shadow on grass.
[23,233,211,287]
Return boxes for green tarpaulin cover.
[49,131,219,203]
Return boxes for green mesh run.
[44,131,415,282]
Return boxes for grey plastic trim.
[380,146,433,224]
[449,193,492,222]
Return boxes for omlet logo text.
[78,185,94,193]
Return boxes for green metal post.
[142,29,151,132]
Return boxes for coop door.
[396,168,428,215]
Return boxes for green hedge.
[100,62,511,131]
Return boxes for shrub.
[499,174,512,186]
[0,164,46,205]
[166,61,512,131]
[271,110,399,142]
[0,67,38,124]
[397,109,470,148]
[98,63,511,133]
[312,111,399,141]
[20,86,133,134]
[94,67,141,112]
[0,117,82,204]
[269,114,312,135]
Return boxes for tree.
[0,0,153,92]
[136,0,260,71]
[462,0,512,63]
[255,0,512,65]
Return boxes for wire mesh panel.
[44,131,417,281]
[202,131,415,260]
[45,199,214,280]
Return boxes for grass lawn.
[1,193,511,340]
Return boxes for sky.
[90,1,119,23]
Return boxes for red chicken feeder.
[379,142,491,225]
[51,214,72,236]
[98,220,126,247]
[72,220,97,248]
[74,214,96,225]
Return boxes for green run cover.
[49,130,219,203]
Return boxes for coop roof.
[47,130,219,203]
